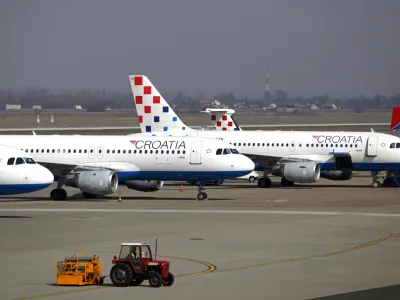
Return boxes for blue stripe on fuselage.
[0,183,52,195]
[116,170,252,181]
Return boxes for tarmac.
[1,176,399,300]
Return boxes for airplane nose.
[38,165,54,186]
[237,155,255,173]
[243,155,256,171]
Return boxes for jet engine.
[125,180,164,192]
[65,170,118,195]
[320,170,354,181]
[273,161,321,183]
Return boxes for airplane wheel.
[197,192,207,200]
[372,181,381,188]
[249,176,256,183]
[258,178,271,188]
[50,188,67,201]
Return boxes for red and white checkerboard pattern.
[209,113,240,131]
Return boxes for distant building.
[5,104,21,110]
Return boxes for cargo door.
[190,141,203,164]
[367,136,378,157]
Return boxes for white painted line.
[0,208,399,217]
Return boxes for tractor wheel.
[130,277,144,286]
[162,272,175,286]
[110,263,133,287]
[148,273,162,288]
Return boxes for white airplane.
[128,75,400,188]
[0,135,254,200]
[0,144,53,195]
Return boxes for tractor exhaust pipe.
[155,238,158,260]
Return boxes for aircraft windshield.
[23,157,36,164]
[216,148,236,155]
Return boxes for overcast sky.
[0,0,399,98]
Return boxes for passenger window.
[183,150,186,154]
[262,143,265,147]
[355,144,358,148]
[234,143,237,146]
[216,149,222,155]
[7,157,15,165]
[16,157,24,165]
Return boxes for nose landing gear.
[196,182,208,200]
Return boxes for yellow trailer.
[56,248,105,286]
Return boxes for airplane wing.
[243,151,351,169]
[38,161,140,177]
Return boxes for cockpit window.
[389,143,400,149]
[216,149,222,155]
[24,157,36,164]
[223,149,231,155]
[15,157,25,165]
[7,157,15,165]
[230,149,240,154]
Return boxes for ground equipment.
[56,248,105,286]
[372,170,400,188]
[109,240,174,287]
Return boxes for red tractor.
[109,242,174,287]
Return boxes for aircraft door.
[190,141,203,164]
[367,136,378,157]
[290,141,296,152]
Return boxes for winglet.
[390,106,400,130]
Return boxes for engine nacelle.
[320,170,354,181]
[273,161,321,183]
[65,170,118,195]
[125,180,163,192]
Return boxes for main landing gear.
[50,177,67,201]
[257,171,272,188]
[196,182,208,200]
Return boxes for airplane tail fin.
[200,108,242,131]
[390,106,400,130]
[129,75,193,133]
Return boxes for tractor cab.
[113,243,152,274]
[110,242,174,288]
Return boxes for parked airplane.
[0,144,53,195]
[128,75,400,188]
[0,135,254,200]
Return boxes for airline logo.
[129,140,186,150]
[312,135,363,144]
